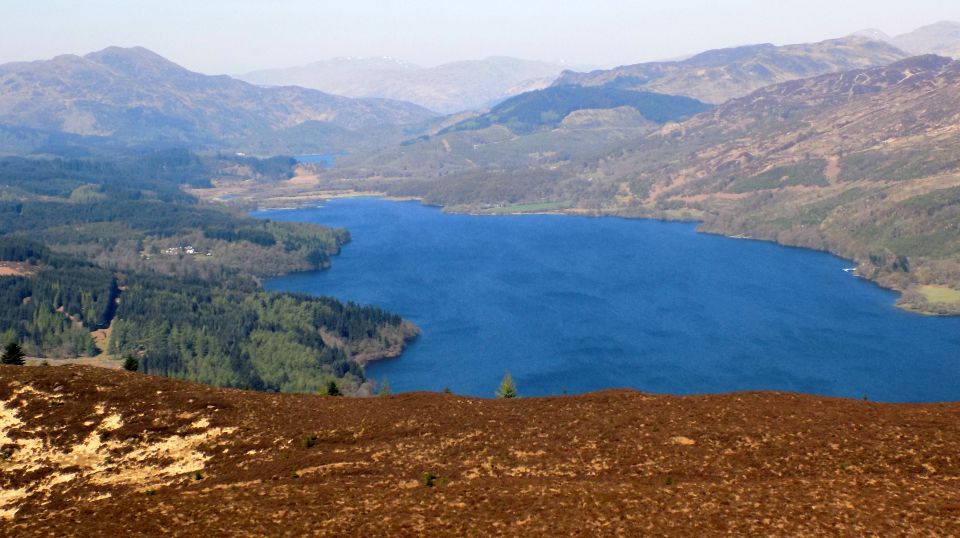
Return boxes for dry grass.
[918,285,960,305]
[0,262,38,277]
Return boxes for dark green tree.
[122,356,139,372]
[0,342,25,366]
[324,380,342,397]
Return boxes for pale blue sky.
[1,0,956,73]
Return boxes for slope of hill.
[892,21,960,58]
[3,365,960,535]
[311,116,659,200]
[552,37,908,104]
[444,86,711,134]
[550,55,960,313]
[240,56,583,114]
[306,89,708,194]
[0,47,437,154]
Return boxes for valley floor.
[2,365,960,536]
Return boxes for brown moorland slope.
[3,365,960,536]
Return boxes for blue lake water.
[259,198,960,402]
[295,154,339,167]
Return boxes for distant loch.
[259,197,960,402]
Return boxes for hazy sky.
[1,0,956,74]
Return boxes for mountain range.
[326,34,924,185]
[0,47,436,155]
[239,57,588,114]
[551,36,908,104]
[327,37,909,185]
[856,21,960,59]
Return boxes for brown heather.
[2,365,960,536]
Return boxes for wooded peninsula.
[0,150,417,395]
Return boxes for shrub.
[420,472,447,488]
[122,356,139,372]
[495,373,518,399]
[378,377,391,397]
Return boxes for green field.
[918,285,960,305]
[480,201,572,214]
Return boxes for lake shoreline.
[238,186,951,317]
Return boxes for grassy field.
[918,285,960,305]
[659,208,707,221]
[479,201,572,214]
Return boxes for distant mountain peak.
[919,20,960,31]
[310,56,420,69]
[83,46,190,78]
[238,57,580,113]
[855,21,960,59]
[85,45,173,63]
[852,29,893,42]
[679,43,777,68]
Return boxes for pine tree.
[325,380,342,397]
[495,372,518,399]
[0,342,25,366]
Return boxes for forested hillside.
[0,240,115,357]
[0,151,416,393]
[444,86,711,134]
